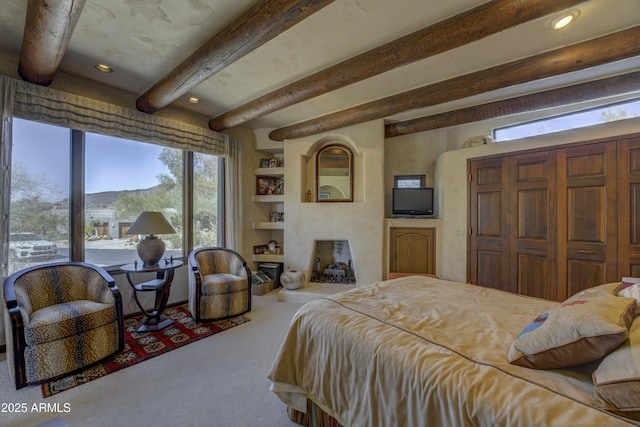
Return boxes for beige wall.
[267,120,387,285]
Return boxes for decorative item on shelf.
[256,176,284,195]
[268,211,284,222]
[126,211,176,267]
[253,244,268,255]
[269,158,278,168]
[462,135,495,148]
[260,158,270,168]
[281,269,305,290]
[260,240,283,255]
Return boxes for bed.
[268,276,640,426]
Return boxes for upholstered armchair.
[3,262,124,389]
[188,247,251,321]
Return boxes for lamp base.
[137,236,165,267]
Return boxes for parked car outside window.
[9,232,58,260]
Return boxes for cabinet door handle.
[577,250,595,254]
[524,246,539,250]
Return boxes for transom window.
[493,98,640,142]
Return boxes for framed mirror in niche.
[316,144,353,202]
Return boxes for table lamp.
[126,211,176,267]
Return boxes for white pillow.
[618,280,640,317]
[619,281,640,302]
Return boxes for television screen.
[392,187,434,217]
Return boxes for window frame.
[493,97,640,142]
[12,119,224,270]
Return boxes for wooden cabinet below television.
[389,227,435,275]
[468,133,640,302]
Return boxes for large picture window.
[193,152,221,248]
[84,133,184,266]
[9,119,70,274]
[9,118,222,274]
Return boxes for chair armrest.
[80,263,124,351]
[3,271,31,319]
[80,262,118,304]
[3,273,28,389]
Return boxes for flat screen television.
[392,187,435,217]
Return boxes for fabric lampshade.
[126,212,176,266]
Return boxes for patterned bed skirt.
[287,399,343,427]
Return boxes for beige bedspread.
[268,276,639,426]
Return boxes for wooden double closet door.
[468,134,640,302]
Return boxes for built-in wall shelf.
[254,167,284,176]
[252,254,284,263]
[253,221,284,230]
[252,157,285,268]
[253,194,284,203]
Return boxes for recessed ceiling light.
[550,10,580,30]
[188,97,200,104]
[95,63,113,73]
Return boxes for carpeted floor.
[0,290,304,427]
[42,304,250,397]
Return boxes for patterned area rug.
[41,304,250,397]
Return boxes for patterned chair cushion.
[25,321,120,384]
[202,273,248,296]
[25,300,117,346]
[200,291,249,321]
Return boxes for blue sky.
[13,118,168,198]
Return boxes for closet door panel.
[618,137,640,277]
[509,152,556,300]
[469,157,511,291]
[557,142,617,300]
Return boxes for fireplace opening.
[310,240,356,284]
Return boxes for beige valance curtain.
[12,77,227,155]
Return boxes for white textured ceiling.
[0,0,639,131]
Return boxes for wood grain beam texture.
[136,0,334,114]
[385,71,640,138]
[269,26,640,141]
[209,0,585,131]
[18,0,87,86]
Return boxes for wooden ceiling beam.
[18,0,87,86]
[385,71,640,138]
[136,0,334,114]
[269,26,640,141]
[209,0,585,131]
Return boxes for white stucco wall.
[280,120,386,285]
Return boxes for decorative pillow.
[508,283,636,369]
[619,280,640,317]
[593,317,640,421]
